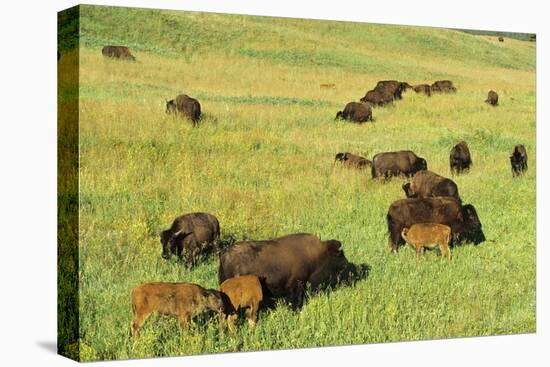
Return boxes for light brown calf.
[219,275,263,334]
[130,282,225,338]
[401,223,452,260]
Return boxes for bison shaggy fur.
[371,150,427,179]
[101,45,136,61]
[449,141,472,175]
[335,152,372,169]
[431,80,457,93]
[485,90,499,106]
[402,170,461,202]
[166,94,202,125]
[510,144,528,176]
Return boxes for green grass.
[58,5,535,361]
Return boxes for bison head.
[314,240,353,290]
[414,157,428,172]
[402,182,415,198]
[461,204,486,244]
[335,111,343,120]
[160,229,192,259]
[165,99,177,114]
[204,290,225,313]
[335,152,346,162]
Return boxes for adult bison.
[485,90,499,106]
[218,233,361,310]
[386,197,485,252]
[371,150,427,179]
[101,45,136,61]
[510,144,528,176]
[402,170,461,202]
[450,141,472,175]
[359,90,394,107]
[413,84,432,96]
[160,212,220,269]
[374,80,411,100]
[335,102,372,123]
[431,80,457,93]
[335,152,372,169]
[166,94,202,126]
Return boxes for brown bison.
[413,84,432,96]
[335,102,373,123]
[485,90,499,106]
[160,212,220,269]
[498,36,504,42]
[374,80,411,100]
[450,141,472,175]
[431,80,457,93]
[402,170,460,202]
[218,233,360,310]
[166,94,202,126]
[510,144,528,176]
[101,45,136,61]
[130,282,225,338]
[219,275,263,334]
[335,152,372,169]
[386,197,485,252]
[359,90,394,107]
[401,223,452,260]
[371,150,427,179]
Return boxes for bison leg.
[178,314,190,331]
[288,280,305,310]
[131,309,152,339]
[388,222,402,252]
[416,246,424,260]
[227,314,238,334]
[245,304,258,328]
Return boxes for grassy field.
[58,5,536,361]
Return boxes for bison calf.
[401,223,452,260]
[510,144,528,176]
[335,152,372,169]
[485,90,499,106]
[130,282,225,338]
[413,84,432,96]
[219,275,263,334]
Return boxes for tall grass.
[59,6,535,361]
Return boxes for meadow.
[58,5,536,361]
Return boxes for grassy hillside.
[58,5,536,361]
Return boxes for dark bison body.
[166,94,202,125]
[374,80,411,100]
[450,141,472,175]
[431,80,456,93]
[359,90,394,107]
[101,45,136,61]
[160,212,220,268]
[371,150,427,179]
[402,170,460,202]
[485,90,499,106]
[413,84,432,96]
[335,152,372,169]
[510,144,528,176]
[335,102,372,123]
[498,36,504,42]
[386,197,485,251]
[218,233,357,309]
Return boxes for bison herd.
[97,45,530,337]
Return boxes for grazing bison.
[485,90,499,106]
[219,275,263,334]
[101,45,136,61]
[387,197,485,252]
[218,233,358,310]
[359,90,394,107]
[160,212,220,269]
[166,94,202,126]
[449,141,472,175]
[413,84,432,96]
[431,80,457,93]
[374,80,411,100]
[401,223,452,260]
[498,36,504,42]
[371,150,427,179]
[335,102,373,123]
[335,152,372,169]
[510,144,528,176]
[402,170,460,202]
[130,282,225,338]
